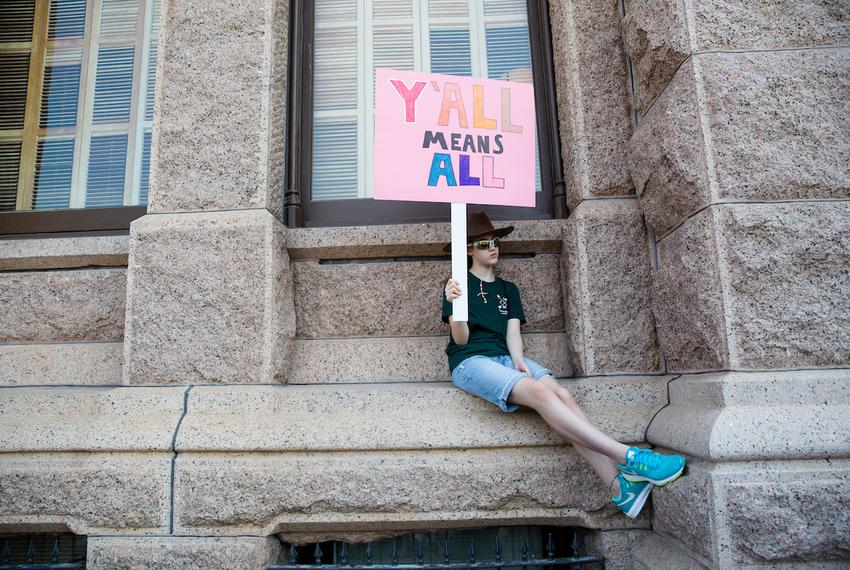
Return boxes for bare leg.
[507,376,630,495]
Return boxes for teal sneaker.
[617,447,686,486]
[611,474,652,519]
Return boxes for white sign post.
[450,202,468,321]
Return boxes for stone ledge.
[175,376,670,452]
[0,452,172,535]
[0,235,129,271]
[288,333,573,383]
[173,447,646,537]
[285,219,567,260]
[87,536,283,570]
[0,386,187,452]
[647,369,850,461]
[631,532,709,570]
[0,342,122,386]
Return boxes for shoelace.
[629,450,661,473]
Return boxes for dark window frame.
[0,206,146,237]
[284,0,566,228]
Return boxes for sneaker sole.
[623,483,653,519]
[621,464,685,487]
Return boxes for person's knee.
[525,380,560,408]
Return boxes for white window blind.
[0,0,160,212]
[312,0,539,202]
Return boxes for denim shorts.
[451,354,553,413]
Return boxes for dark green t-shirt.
[441,271,527,372]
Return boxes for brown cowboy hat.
[442,211,514,253]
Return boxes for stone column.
[549,0,662,377]
[624,1,850,567]
[123,0,294,385]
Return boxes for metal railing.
[270,528,603,570]
[0,535,85,569]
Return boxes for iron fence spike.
[26,536,35,563]
[392,538,398,565]
[520,538,528,562]
[341,543,349,565]
[52,534,61,562]
[443,533,450,564]
[1,538,10,563]
[416,536,423,565]
[290,543,298,563]
[546,532,554,560]
[468,538,475,563]
[494,534,502,561]
[571,531,580,557]
[366,542,373,565]
[314,542,323,565]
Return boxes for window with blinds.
[0,0,160,213]
[311,0,540,202]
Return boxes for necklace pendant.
[478,290,488,303]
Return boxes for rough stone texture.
[288,332,573,384]
[0,235,129,271]
[174,447,642,536]
[689,0,850,52]
[583,529,652,570]
[701,49,850,206]
[87,536,283,570]
[631,49,850,236]
[0,452,172,534]
[123,210,295,384]
[561,199,660,375]
[287,219,566,260]
[548,0,634,209]
[294,254,563,337]
[654,202,850,372]
[150,0,289,213]
[176,377,668,452]
[0,386,186,451]
[716,201,850,368]
[631,532,709,570]
[627,58,709,237]
[0,342,122,386]
[652,208,729,372]
[621,0,690,116]
[651,456,850,567]
[647,369,850,461]
[623,1,850,118]
[0,268,126,342]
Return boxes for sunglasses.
[468,238,500,250]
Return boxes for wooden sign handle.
[450,202,468,322]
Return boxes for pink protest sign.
[374,68,536,207]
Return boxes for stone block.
[286,219,566,261]
[175,377,668,453]
[87,536,283,570]
[287,332,573,384]
[701,49,850,206]
[0,342,122,386]
[0,386,186,451]
[123,210,295,384]
[150,0,289,213]
[0,235,129,271]
[293,254,563,337]
[0,452,172,534]
[651,456,850,567]
[174,447,642,537]
[654,202,850,372]
[621,0,689,116]
[627,58,709,236]
[0,268,125,343]
[631,532,709,570]
[716,201,850,368]
[561,200,660,375]
[583,528,653,570]
[652,208,728,372]
[549,0,634,209]
[647,369,850,461]
[623,1,850,117]
[631,49,850,236]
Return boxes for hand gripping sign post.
[373,69,536,321]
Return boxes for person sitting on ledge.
[441,211,686,518]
